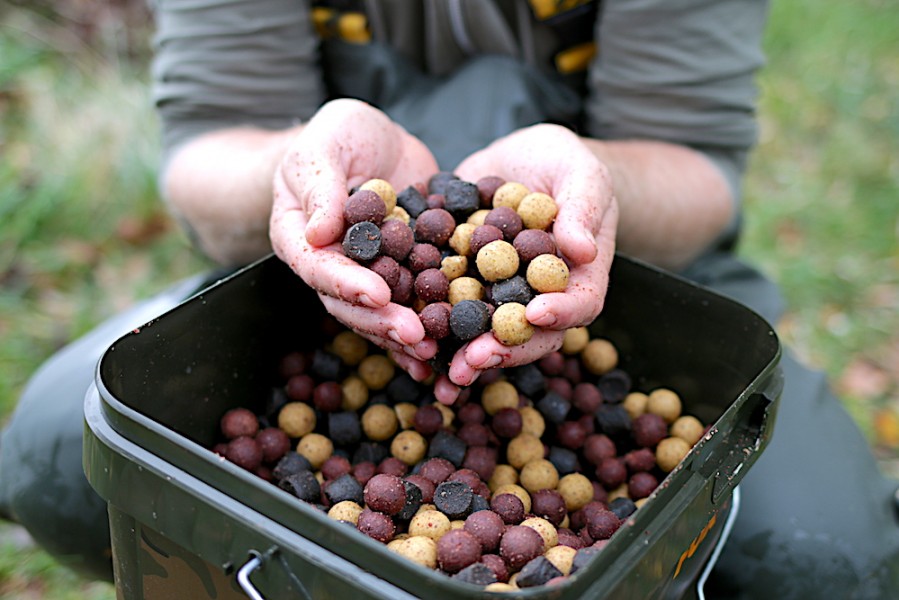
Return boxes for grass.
[0,0,897,596]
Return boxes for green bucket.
[84,254,782,599]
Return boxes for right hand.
[432,124,618,403]
[269,99,440,376]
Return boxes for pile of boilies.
[340,173,571,364]
[212,321,707,591]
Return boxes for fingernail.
[475,354,503,369]
[413,340,435,358]
[531,312,557,327]
[403,345,424,360]
[359,294,379,308]
[410,369,429,383]
[388,329,404,344]
[306,214,324,240]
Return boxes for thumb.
[302,171,349,248]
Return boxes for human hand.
[434,124,619,403]
[270,99,440,374]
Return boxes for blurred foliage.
[736,0,899,457]
[0,3,211,420]
[0,524,114,599]
[1,3,197,596]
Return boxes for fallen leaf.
[115,212,173,246]
[873,409,899,449]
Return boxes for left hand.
[270,99,440,372]
[434,124,619,403]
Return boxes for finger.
[318,306,408,353]
[319,294,430,349]
[553,198,598,266]
[354,330,411,356]
[446,345,484,388]
[327,313,435,377]
[272,205,392,307]
[298,161,348,248]
[389,350,433,382]
[305,248,392,308]
[450,329,565,386]
[525,251,612,329]
[351,328,435,364]
[528,197,618,328]
[434,375,462,406]
[551,164,613,265]
[304,179,348,248]
[526,269,607,329]
[273,141,347,246]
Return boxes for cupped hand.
[434,124,619,403]
[270,99,440,369]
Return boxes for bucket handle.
[237,551,267,600]
[697,486,741,600]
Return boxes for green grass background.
[1,0,897,597]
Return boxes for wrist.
[162,124,304,265]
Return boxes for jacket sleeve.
[585,0,769,206]
[151,0,326,168]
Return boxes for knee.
[1,339,113,580]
